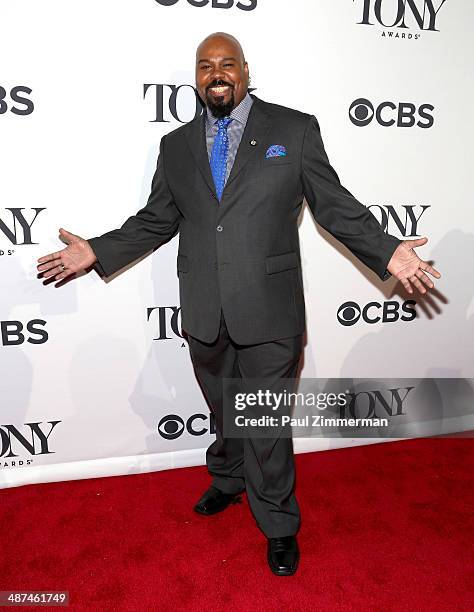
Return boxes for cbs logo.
[337,300,416,326]
[1,320,48,345]
[154,0,256,10]
[349,98,434,128]
[0,86,34,116]
[158,413,215,440]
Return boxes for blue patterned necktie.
[210,116,233,201]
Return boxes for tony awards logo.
[353,0,449,39]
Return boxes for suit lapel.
[222,95,271,194]
[184,108,217,199]
[184,94,271,202]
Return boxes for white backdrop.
[1,0,472,488]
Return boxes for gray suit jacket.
[88,93,402,344]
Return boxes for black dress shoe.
[193,486,243,516]
[267,535,299,576]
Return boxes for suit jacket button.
[216,225,223,232]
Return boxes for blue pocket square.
[265,144,287,158]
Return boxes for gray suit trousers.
[187,308,303,538]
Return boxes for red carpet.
[1,438,473,611]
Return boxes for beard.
[206,86,235,118]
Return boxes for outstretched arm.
[301,115,440,292]
[37,134,181,282]
[301,114,401,281]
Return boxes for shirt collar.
[205,90,253,128]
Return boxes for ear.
[244,62,250,85]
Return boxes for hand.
[37,228,97,282]
[387,237,441,295]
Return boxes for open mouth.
[208,85,232,96]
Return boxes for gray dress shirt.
[205,91,254,182]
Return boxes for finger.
[54,269,73,282]
[37,259,62,273]
[410,275,427,294]
[37,251,63,265]
[405,236,428,248]
[42,264,66,279]
[420,261,441,279]
[400,277,413,294]
[415,269,434,289]
[59,228,76,243]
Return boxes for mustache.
[207,81,234,91]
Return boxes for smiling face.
[195,33,249,118]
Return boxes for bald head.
[196,32,246,63]
[195,31,249,117]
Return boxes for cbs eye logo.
[337,302,362,326]
[158,413,214,440]
[337,300,416,326]
[154,0,257,10]
[349,98,434,128]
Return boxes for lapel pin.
[250,139,257,146]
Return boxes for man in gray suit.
[37,32,440,575]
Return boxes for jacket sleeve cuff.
[379,235,402,281]
[87,236,111,278]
